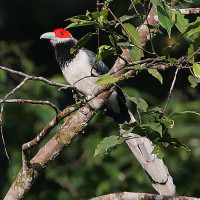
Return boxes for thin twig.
[0,99,60,114]
[186,48,200,63]
[0,104,15,178]
[0,65,70,88]
[107,7,157,56]
[1,77,29,103]
[22,102,81,151]
[163,68,179,113]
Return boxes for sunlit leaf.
[119,15,142,23]
[157,5,174,37]
[96,45,115,62]
[66,21,96,29]
[152,145,165,159]
[151,0,163,7]
[128,0,140,10]
[182,17,200,41]
[127,65,146,71]
[168,111,200,119]
[126,96,148,111]
[148,69,163,84]
[122,23,143,61]
[161,117,174,129]
[193,63,200,79]
[141,122,162,135]
[174,11,189,33]
[188,75,200,88]
[96,74,120,85]
[94,136,126,156]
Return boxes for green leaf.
[161,117,174,129]
[141,122,162,135]
[122,23,140,44]
[121,122,138,130]
[186,26,200,38]
[151,0,163,7]
[188,75,200,88]
[96,45,115,63]
[182,17,200,41]
[193,63,200,79]
[128,0,140,10]
[148,69,163,84]
[129,46,143,62]
[126,96,148,111]
[168,111,200,119]
[158,132,189,150]
[70,32,93,54]
[96,74,120,85]
[174,11,189,33]
[157,5,174,37]
[66,15,88,22]
[152,145,165,159]
[91,11,101,20]
[119,15,142,23]
[66,21,96,29]
[127,65,146,71]
[167,58,177,64]
[109,34,120,47]
[122,23,143,61]
[94,136,126,156]
[101,8,109,18]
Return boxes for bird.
[40,28,176,195]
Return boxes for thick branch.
[176,7,200,15]
[90,192,200,200]
[4,89,113,200]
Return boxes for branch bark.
[90,192,200,200]
[4,89,113,200]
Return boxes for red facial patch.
[53,28,71,38]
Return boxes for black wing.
[84,49,109,75]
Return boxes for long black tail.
[103,89,176,195]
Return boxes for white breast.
[61,49,99,96]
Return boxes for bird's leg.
[72,89,82,104]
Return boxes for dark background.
[0,0,200,199]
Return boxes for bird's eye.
[59,32,63,35]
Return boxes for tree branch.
[0,99,60,114]
[4,89,114,200]
[0,65,70,88]
[90,192,200,200]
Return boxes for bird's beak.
[40,32,56,39]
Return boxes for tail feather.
[122,111,176,195]
[105,90,176,195]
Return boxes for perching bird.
[40,28,176,195]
